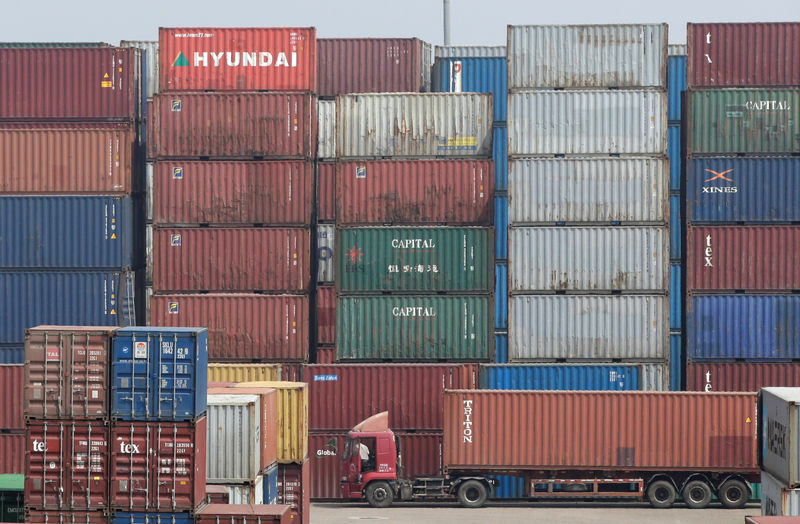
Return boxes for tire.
[647,479,677,509]
[457,479,488,508]
[365,481,394,508]
[718,479,748,509]
[682,479,713,509]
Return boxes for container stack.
[684,23,800,391]
[759,388,800,516]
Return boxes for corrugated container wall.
[207,363,282,383]
[0,365,23,429]
[434,55,507,122]
[508,91,666,155]
[0,434,24,474]
[317,225,334,283]
[493,126,508,190]
[687,362,800,392]
[670,264,682,328]
[494,194,508,259]
[509,295,668,361]
[0,347,23,365]
[195,504,290,524]
[120,40,158,98]
[495,263,507,330]
[759,388,800,487]
[276,460,310,524]
[479,363,663,391]
[112,514,193,524]
[667,46,686,121]
[316,162,335,221]
[761,470,800,517]
[159,27,316,92]
[669,196,682,259]
[317,100,335,159]
[207,395,262,483]
[507,24,667,89]
[27,512,106,524]
[668,124,681,191]
[336,93,491,158]
[317,38,431,97]
[435,46,506,58]
[315,285,335,345]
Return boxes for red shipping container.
[336,159,493,225]
[0,47,140,121]
[204,484,229,504]
[305,364,478,431]
[0,365,23,430]
[314,347,336,364]
[27,511,108,524]
[26,422,109,510]
[0,124,135,194]
[0,433,24,474]
[152,228,310,293]
[110,417,207,511]
[148,93,316,160]
[281,364,303,383]
[317,38,430,97]
[687,226,800,291]
[159,27,316,92]
[687,362,800,392]
[276,460,310,524]
[443,390,757,472]
[152,161,313,226]
[24,326,114,421]
[195,504,291,524]
[315,285,334,346]
[316,162,335,223]
[687,23,800,88]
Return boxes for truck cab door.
[341,437,362,499]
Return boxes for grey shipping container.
[317,224,334,283]
[761,388,800,487]
[207,394,262,483]
[435,46,506,58]
[762,470,800,516]
[120,40,158,99]
[317,100,336,160]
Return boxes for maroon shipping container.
[315,285,334,346]
[152,228,310,292]
[26,422,110,510]
[305,364,478,431]
[317,38,431,97]
[316,162,335,223]
[687,226,800,291]
[24,326,114,420]
[152,161,313,226]
[443,390,757,472]
[0,365,23,430]
[0,47,140,121]
[195,504,291,524]
[204,485,230,504]
[687,362,800,392]
[276,460,309,524]
[281,364,303,383]
[27,511,108,524]
[0,124,135,194]
[335,159,493,225]
[0,433,24,474]
[148,93,316,160]
[150,294,309,362]
[110,417,207,511]
[315,347,336,364]
[687,23,800,87]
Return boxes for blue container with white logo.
[112,327,208,421]
[670,333,682,391]
[480,364,642,391]
[670,263,682,331]
[495,263,507,330]
[668,124,681,192]
[667,53,686,122]
[113,514,192,524]
[263,463,279,505]
[434,56,507,122]
[493,126,507,190]
[495,194,508,260]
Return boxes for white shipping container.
[317,99,336,159]
[641,363,668,391]
[224,478,265,504]
[336,93,492,158]
[317,224,334,283]
[207,394,262,483]
[508,90,666,156]
[509,295,668,361]
[508,157,668,224]
[145,162,153,223]
[509,226,668,292]
[761,387,800,487]
[762,470,800,516]
[435,45,506,58]
[145,224,153,284]
[508,24,667,89]
[120,40,158,98]
[668,44,687,56]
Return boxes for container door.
[113,335,152,418]
[154,333,197,420]
[111,423,151,509]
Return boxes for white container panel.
[207,394,262,483]
[761,387,800,487]
[317,99,336,160]
[317,224,334,283]
[121,40,159,98]
[435,46,506,58]
[224,478,264,504]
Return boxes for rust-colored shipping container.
[276,460,310,524]
[315,285,335,346]
[26,422,110,510]
[204,485,230,505]
[152,228,310,292]
[306,364,478,431]
[315,347,336,364]
[0,124,135,194]
[27,512,107,524]
[159,27,316,92]
[687,23,800,87]
[110,417,207,511]
[195,504,291,524]
[335,159,493,225]
[24,326,114,420]
[0,47,140,121]
[316,162,335,222]
[687,226,800,291]
[0,365,23,430]
[150,294,309,362]
[0,433,24,474]
[687,363,800,392]
[443,390,757,472]
[152,161,313,226]
[148,93,316,160]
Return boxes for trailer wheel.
[647,480,676,509]
[718,479,748,509]
[365,481,394,508]
[457,480,488,508]
[682,480,712,509]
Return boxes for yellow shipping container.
[208,363,282,383]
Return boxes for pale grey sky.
[0,0,797,45]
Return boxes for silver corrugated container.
[508,90,666,156]
[317,224,334,283]
[508,157,668,224]
[761,388,800,487]
[145,162,153,222]
[668,44,687,56]
[509,226,668,292]
[336,93,492,158]
[207,394,262,483]
[144,286,153,326]
[120,40,158,98]
[317,99,336,160]
[435,46,506,58]
[508,24,667,89]
[762,470,800,516]
[509,295,668,361]
[145,224,152,284]
[225,478,264,504]
[641,363,668,391]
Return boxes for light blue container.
[494,333,508,363]
[495,263,507,330]
[495,194,508,260]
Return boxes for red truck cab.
[341,412,401,506]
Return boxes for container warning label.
[134,342,147,359]
[101,73,112,88]
[313,374,338,382]
[437,137,477,151]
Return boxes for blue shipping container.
[112,327,208,421]
[263,463,279,505]
[494,194,507,260]
[480,364,642,391]
[670,194,681,260]
[0,345,23,364]
[434,56,507,123]
[668,124,681,192]
[670,263,682,331]
[667,54,686,122]
[493,126,507,191]
[495,263,507,330]
[113,514,193,524]
[0,271,134,345]
[490,475,525,499]
[688,157,800,223]
[687,295,800,361]
[494,333,508,363]
[670,333,682,391]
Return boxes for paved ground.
[310,501,760,524]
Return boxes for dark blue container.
[493,126,507,191]
[480,364,642,391]
[494,333,508,363]
[112,327,208,421]
[688,157,800,223]
[687,295,800,361]
[668,124,681,192]
[113,514,192,524]
[263,463,279,505]
[434,56,507,122]
[670,263,682,331]
[667,54,686,122]
[0,270,135,345]
[670,333,682,391]
[494,263,507,330]
[670,194,682,260]
[0,345,24,364]
[494,194,507,260]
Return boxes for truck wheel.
[457,480,488,508]
[365,481,394,508]
[647,480,676,509]
[682,480,712,509]
[718,479,748,509]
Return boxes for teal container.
[0,475,23,523]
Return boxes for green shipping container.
[0,475,24,523]
[689,89,800,154]
[336,227,493,292]
[336,295,492,361]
